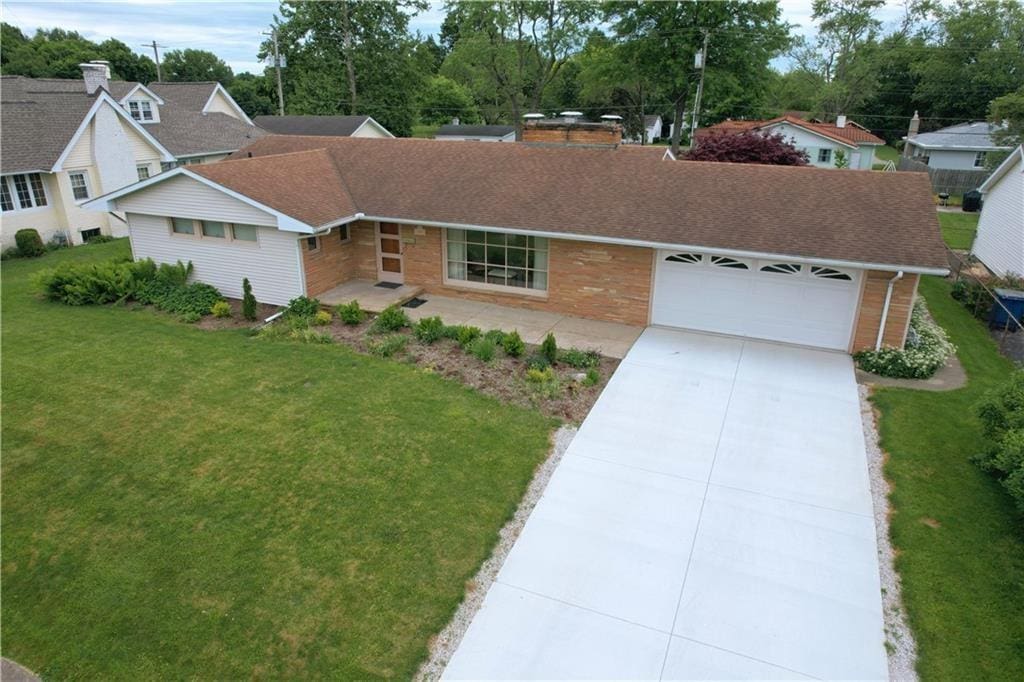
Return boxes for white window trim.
[2,173,49,213]
[67,170,91,203]
[167,218,261,246]
[441,228,550,298]
[337,224,352,244]
[305,235,321,253]
[136,164,151,181]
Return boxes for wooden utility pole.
[143,40,167,82]
[264,28,286,116]
[688,30,710,144]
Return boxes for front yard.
[1,241,556,679]
[871,276,1024,680]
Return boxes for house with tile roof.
[87,120,947,353]
[695,115,885,170]
[0,61,265,247]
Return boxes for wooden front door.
[376,222,404,284]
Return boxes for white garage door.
[651,251,862,350]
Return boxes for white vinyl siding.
[203,89,243,119]
[973,156,1024,277]
[127,212,303,305]
[115,174,276,225]
[64,121,94,168]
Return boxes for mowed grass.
[874,144,901,164]
[1,241,556,679]
[870,276,1023,680]
[938,211,980,250]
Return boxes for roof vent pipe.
[522,113,545,120]
[875,270,904,351]
[559,110,583,123]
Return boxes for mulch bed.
[192,298,617,423]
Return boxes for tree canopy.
[162,48,234,85]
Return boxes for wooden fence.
[897,157,991,196]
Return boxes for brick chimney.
[903,110,920,157]
[521,119,622,147]
[80,60,110,95]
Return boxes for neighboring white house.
[0,61,265,248]
[972,145,1024,278]
[903,119,1012,171]
[434,124,516,142]
[695,115,883,170]
[624,115,663,144]
[253,115,394,139]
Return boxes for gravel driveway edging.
[860,385,919,682]
[416,425,577,681]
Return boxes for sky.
[0,0,915,75]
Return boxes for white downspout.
[875,270,904,350]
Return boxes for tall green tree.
[913,0,1024,123]
[605,1,789,154]
[229,71,276,117]
[1,25,158,83]
[269,0,427,136]
[576,33,663,142]
[163,48,234,85]
[441,1,598,137]
[98,38,156,83]
[418,74,480,125]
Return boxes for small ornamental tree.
[684,131,810,166]
[241,278,257,321]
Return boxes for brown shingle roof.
[204,136,945,270]
[253,115,373,137]
[146,82,219,111]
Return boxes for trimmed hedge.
[15,229,45,257]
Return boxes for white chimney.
[836,114,847,128]
[80,60,111,95]
[451,116,460,126]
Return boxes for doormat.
[375,281,402,289]
[402,297,427,308]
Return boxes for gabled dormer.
[119,84,164,124]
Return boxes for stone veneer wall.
[401,225,653,326]
[850,271,920,351]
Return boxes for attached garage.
[651,250,863,351]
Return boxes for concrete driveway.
[444,328,887,680]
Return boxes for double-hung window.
[817,149,832,163]
[137,165,151,181]
[128,100,153,121]
[69,172,90,201]
[2,173,49,211]
[445,229,549,292]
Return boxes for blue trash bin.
[990,288,1024,330]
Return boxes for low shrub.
[560,347,601,369]
[854,301,955,379]
[36,258,153,305]
[313,310,332,326]
[454,325,481,348]
[241,278,257,321]
[502,330,525,357]
[15,229,45,258]
[154,260,192,286]
[540,332,558,365]
[413,316,445,344]
[1,246,21,260]
[467,336,497,362]
[286,296,321,319]
[368,334,409,358]
[526,353,550,371]
[483,329,506,345]
[336,300,366,325]
[583,367,601,386]
[370,304,411,334]
[440,325,461,340]
[181,311,201,323]
[526,366,555,383]
[211,300,232,318]
[974,371,1024,512]
[85,234,116,245]
[138,280,223,317]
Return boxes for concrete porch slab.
[403,294,643,359]
[318,280,422,312]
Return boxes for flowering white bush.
[854,301,956,379]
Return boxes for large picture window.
[445,229,548,292]
[2,173,48,211]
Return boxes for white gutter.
[359,214,950,276]
[875,270,904,351]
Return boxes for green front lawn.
[1,241,556,679]
[938,212,980,250]
[874,144,901,164]
[871,276,1023,680]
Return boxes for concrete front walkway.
[405,294,643,359]
[444,328,887,680]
